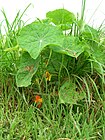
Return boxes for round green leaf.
[59,81,85,104]
[50,36,84,58]
[16,52,40,87]
[18,22,63,59]
[46,9,76,25]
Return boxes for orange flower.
[34,95,42,108]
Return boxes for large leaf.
[18,22,63,59]
[88,42,105,75]
[82,24,99,41]
[46,9,76,30]
[16,52,40,87]
[92,45,105,65]
[50,36,84,58]
[59,80,85,104]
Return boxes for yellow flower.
[45,71,51,81]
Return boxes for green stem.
[58,54,64,90]
[81,0,86,21]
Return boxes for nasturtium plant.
[50,36,84,58]
[82,25,105,75]
[42,49,65,73]
[16,7,105,100]
[46,8,76,30]
[16,52,40,87]
[91,46,105,75]
[82,24,99,41]
[59,80,85,104]
[92,45,105,65]
[18,22,64,60]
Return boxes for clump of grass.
[0,77,105,139]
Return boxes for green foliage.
[82,24,99,41]
[1,6,105,105]
[50,36,84,58]
[0,2,105,139]
[59,80,85,104]
[15,8,105,104]
[0,76,105,139]
[46,8,76,30]
[16,52,40,87]
[18,22,63,59]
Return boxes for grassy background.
[0,75,105,140]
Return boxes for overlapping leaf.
[91,45,105,75]
[59,80,85,104]
[50,36,84,58]
[82,24,99,41]
[16,52,40,87]
[46,9,76,30]
[18,22,63,59]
